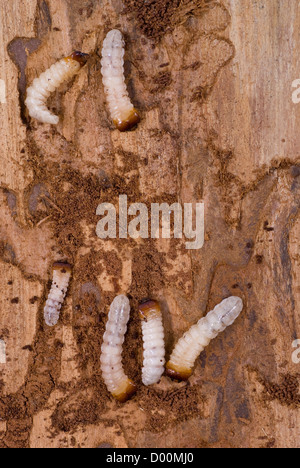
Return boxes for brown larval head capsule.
[67,51,89,67]
[113,108,141,132]
[139,299,161,320]
[52,261,72,274]
[112,379,137,403]
[165,362,192,382]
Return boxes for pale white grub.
[100,295,137,402]
[101,29,140,131]
[44,263,72,327]
[25,51,88,124]
[166,296,243,381]
[139,300,165,386]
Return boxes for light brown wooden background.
[0,0,299,448]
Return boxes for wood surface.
[0,0,299,448]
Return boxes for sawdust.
[1,0,299,450]
[123,0,215,40]
[260,373,300,408]
[138,385,205,432]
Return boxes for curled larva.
[25,51,88,124]
[166,296,243,381]
[139,300,165,386]
[101,29,140,131]
[100,295,137,402]
[44,262,72,327]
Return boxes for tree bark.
[0,0,299,448]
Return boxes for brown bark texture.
[0,0,299,448]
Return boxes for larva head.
[52,262,72,275]
[67,51,89,67]
[112,379,137,403]
[165,361,192,382]
[113,108,141,132]
[139,299,161,320]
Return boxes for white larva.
[100,295,137,402]
[44,262,72,327]
[25,51,88,125]
[101,29,140,131]
[139,300,165,386]
[166,296,243,381]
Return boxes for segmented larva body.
[139,300,165,386]
[25,51,88,124]
[100,295,137,402]
[166,296,243,381]
[101,29,140,131]
[44,263,72,327]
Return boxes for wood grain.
[0,0,299,448]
